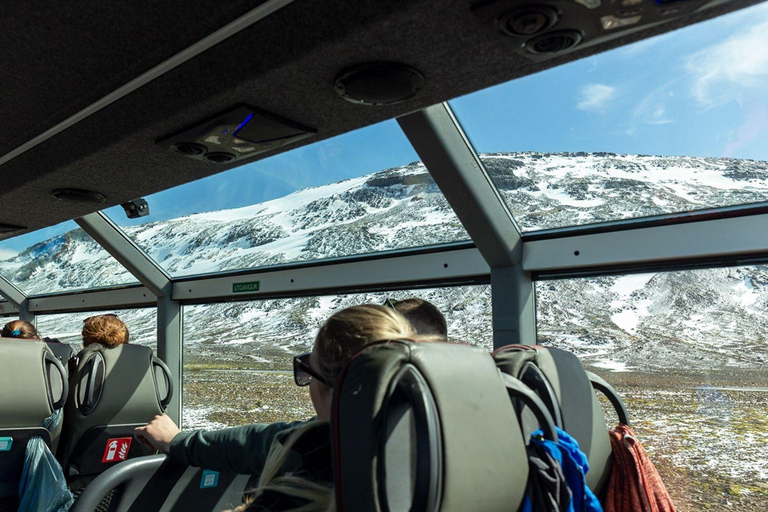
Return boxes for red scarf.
[603,424,676,512]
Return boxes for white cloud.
[0,249,19,261]
[684,15,768,107]
[631,82,676,126]
[576,83,617,113]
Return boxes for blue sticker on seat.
[200,469,219,489]
[0,437,12,451]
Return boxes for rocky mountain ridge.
[5,151,768,373]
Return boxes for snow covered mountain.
[6,152,768,373]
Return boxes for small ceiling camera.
[121,198,149,219]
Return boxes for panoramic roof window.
[0,221,138,295]
[450,2,768,232]
[104,120,469,277]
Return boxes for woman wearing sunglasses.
[135,304,416,486]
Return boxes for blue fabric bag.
[523,426,603,512]
[18,409,74,512]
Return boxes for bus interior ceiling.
[0,0,767,510]
[0,0,763,232]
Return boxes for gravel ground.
[183,368,768,509]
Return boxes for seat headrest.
[0,338,67,428]
[69,344,168,422]
[494,345,613,493]
[332,340,529,512]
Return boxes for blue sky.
[451,1,768,159]
[2,1,767,256]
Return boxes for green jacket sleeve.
[168,420,308,475]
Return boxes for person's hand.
[134,414,181,454]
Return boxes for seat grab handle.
[499,371,558,442]
[586,371,630,426]
[44,350,69,410]
[152,356,174,410]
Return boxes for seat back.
[69,455,249,512]
[332,340,530,512]
[0,338,67,500]
[493,345,616,494]
[57,343,173,487]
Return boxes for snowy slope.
[6,152,768,372]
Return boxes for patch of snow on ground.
[734,278,759,307]
[183,406,228,431]
[610,273,655,297]
[592,360,631,372]
[528,185,605,208]
[612,309,640,334]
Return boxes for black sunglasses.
[83,313,119,324]
[293,352,331,387]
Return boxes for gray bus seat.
[69,455,249,512]
[493,344,625,495]
[332,339,532,512]
[0,338,67,503]
[57,344,173,489]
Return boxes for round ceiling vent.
[52,188,106,204]
[497,5,558,37]
[524,30,582,54]
[172,142,207,156]
[204,152,237,164]
[334,63,425,106]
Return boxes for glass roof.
[0,220,138,295]
[450,2,768,232]
[104,120,470,277]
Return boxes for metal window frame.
[1,100,767,424]
[398,103,536,348]
[75,212,182,423]
[0,275,30,321]
[524,212,768,277]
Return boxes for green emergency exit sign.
[233,281,260,293]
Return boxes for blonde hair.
[2,320,40,340]
[313,304,416,388]
[82,315,129,347]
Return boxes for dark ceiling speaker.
[52,188,106,204]
[496,5,558,37]
[524,30,582,54]
[334,63,425,106]
[204,152,237,164]
[172,142,207,156]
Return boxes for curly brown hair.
[2,320,40,340]
[82,314,129,348]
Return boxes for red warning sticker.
[102,437,132,463]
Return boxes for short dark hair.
[392,298,447,338]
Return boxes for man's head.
[390,298,447,338]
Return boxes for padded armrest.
[69,455,166,512]
[70,455,249,512]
